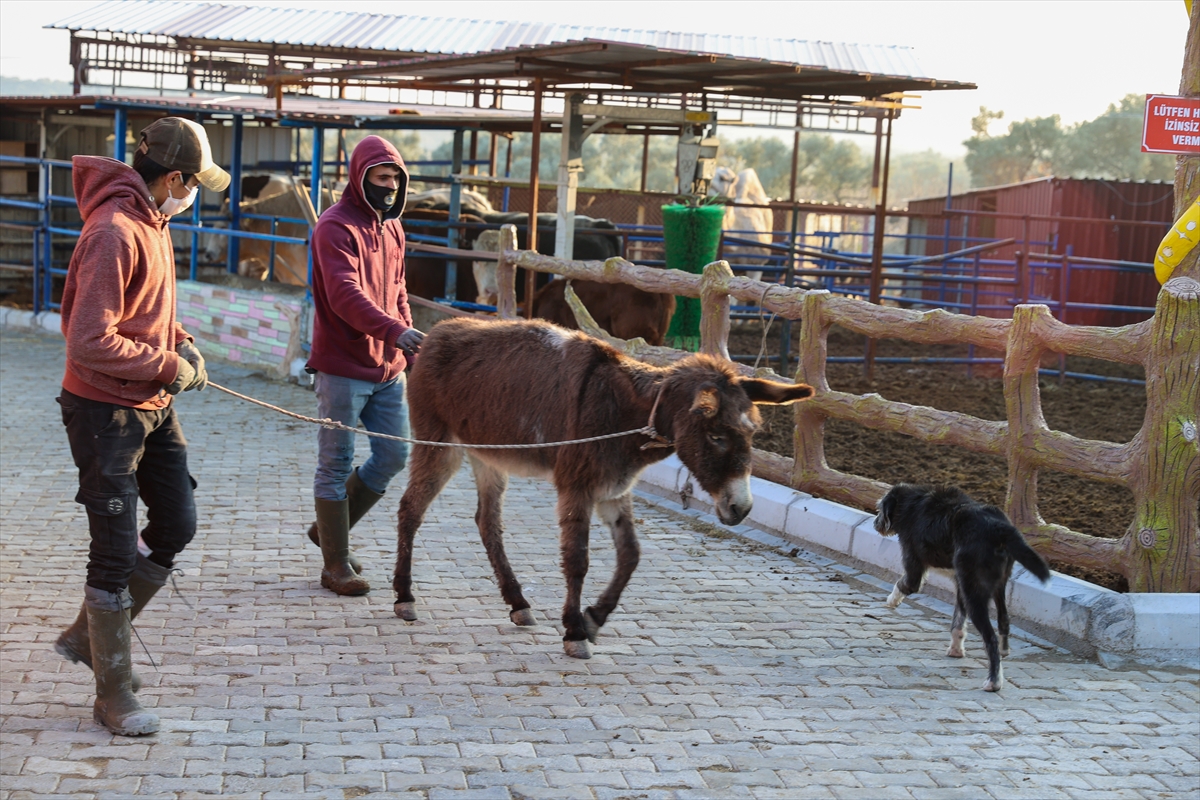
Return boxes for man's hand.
[176,340,208,391]
[164,358,197,395]
[395,327,425,358]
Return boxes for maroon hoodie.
[307,135,414,382]
[60,156,189,410]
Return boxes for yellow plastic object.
[1154,199,1200,284]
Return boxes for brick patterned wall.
[175,280,309,371]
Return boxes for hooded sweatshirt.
[60,156,189,409]
[307,135,414,382]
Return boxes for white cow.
[709,166,775,282]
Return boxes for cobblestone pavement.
[2,327,1198,800]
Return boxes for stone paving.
[1,326,1198,800]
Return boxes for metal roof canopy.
[0,93,539,132]
[270,39,971,108]
[48,1,975,118]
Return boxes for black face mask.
[363,180,397,211]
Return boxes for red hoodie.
[307,135,414,382]
[60,156,189,410]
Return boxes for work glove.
[395,327,425,358]
[164,358,197,395]
[176,340,208,392]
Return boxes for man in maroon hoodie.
[54,117,229,736]
[304,135,423,596]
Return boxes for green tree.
[1052,94,1175,181]
[964,107,1063,188]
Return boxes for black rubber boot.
[305,469,384,574]
[55,554,171,693]
[316,498,370,596]
[85,586,160,736]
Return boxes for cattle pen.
[0,3,1195,597]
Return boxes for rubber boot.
[85,586,159,736]
[55,554,171,692]
[305,469,384,573]
[316,498,370,596]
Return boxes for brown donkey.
[393,317,813,658]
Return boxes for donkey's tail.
[1008,531,1051,583]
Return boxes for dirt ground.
[731,321,1147,593]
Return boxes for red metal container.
[907,177,1173,325]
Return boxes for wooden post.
[525,78,544,319]
[639,132,650,194]
[496,224,519,319]
[699,260,733,360]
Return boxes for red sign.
[1142,94,1200,155]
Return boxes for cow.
[406,187,496,217]
[710,166,776,282]
[531,279,675,346]
[392,317,814,659]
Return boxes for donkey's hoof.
[583,609,601,643]
[394,601,418,621]
[982,676,1004,692]
[563,639,592,659]
[510,608,536,627]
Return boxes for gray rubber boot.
[306,469,384,574]
[55,555,171,692]
[316,498,370,596]
[85,586,160,736]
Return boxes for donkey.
[393,317,814,658]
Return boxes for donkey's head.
[667,358,813,525]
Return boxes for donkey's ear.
[739,378,814,405]
[690,386,720,418]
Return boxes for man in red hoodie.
[54,117,229,736]
[304,135,423,596]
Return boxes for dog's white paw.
[946,628,966,658]
[885,585,905,609]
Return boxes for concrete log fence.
[495,225,1199,592]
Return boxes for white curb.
[638,454,1200,670]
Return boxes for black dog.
[874,484,1051,692]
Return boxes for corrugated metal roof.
[48,0,938,80]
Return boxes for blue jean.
[313,371,411,501]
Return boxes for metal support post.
[864,110,894,382]
[779,110,802,374]
[227,116,244,274]
[445,129,464,300]
[555,93,584,260]
[525,78,544,318]
[113,107,128,162]
[189,186,200,281]
[310,126,325,218]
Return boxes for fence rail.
[492,224,1199,593]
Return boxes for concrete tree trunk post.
[1127,277,1200,591]
[496,224,519,320]
[699,260,734,360]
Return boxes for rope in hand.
[206,381,672,450]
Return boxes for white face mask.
[158,182,198,217]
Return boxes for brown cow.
[532,278,676,346]
[393,318,814,659]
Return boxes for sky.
[0,0,1192,156]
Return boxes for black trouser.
[58,389,197,593]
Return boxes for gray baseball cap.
[136,117,230,192]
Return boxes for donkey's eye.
[708,434,725,445]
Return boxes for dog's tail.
[1007,529,1051,583]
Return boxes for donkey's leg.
[468,456,532,626]
[557,493,594,659]
[584,493,641,642]
[394,444,462,621]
